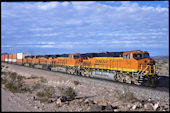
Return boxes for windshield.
[74,55,80,59]
[133,54,142,60]
[143,53,150,58]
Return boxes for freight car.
[1,50,158,86]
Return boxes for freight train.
[1,50,159,86]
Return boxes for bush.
[1,71,8,75]
[39,97,49,103]
[60,87,77,100]
[73,80,80,85]
[36,91,47,98]
[2,71,30,93]
[5,81,31,93]
[5,83,18,93]
[21,87,31,93]
[36,86,56,103]
[114,86,137,102]
[40,77,47,83]
[32,82,41,90]
[36,87,55,98]
[1,77,8,84]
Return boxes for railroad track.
[2,62,169,100]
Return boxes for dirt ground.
[1,62,169,112]
[156,59,169,76]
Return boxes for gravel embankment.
[2,63,169,100]
[1,62,169,111]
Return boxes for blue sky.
[1,1,169,56]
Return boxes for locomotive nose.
[147,58,154,65]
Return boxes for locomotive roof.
[18,50,146,58]
[80,52,123,57]
[58,54,69,57]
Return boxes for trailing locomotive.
[1,50,159,86]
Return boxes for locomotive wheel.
[130,81,134,84]
[134,80,141,85]
[123,79,126,83]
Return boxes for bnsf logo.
[57,59,67,63]
[95,60,108,64]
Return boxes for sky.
[1,1,169,56]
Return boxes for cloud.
[30,27,53,31]
[37,2,59,10]
[1,1,169,56]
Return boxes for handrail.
[137,65,149,80]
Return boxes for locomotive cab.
[123,50,158,86]
[124,50,157,74]
[69,53,81,59]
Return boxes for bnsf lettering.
[95,60,108,64]
[57,59,67,64]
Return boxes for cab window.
[143,53,150,58]
[133,54,142,60]
[124,54,130,59]
[74,55,80,59]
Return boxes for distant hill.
[151,55,169,60]
[1,52,8,55]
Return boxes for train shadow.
[156,75,169,89]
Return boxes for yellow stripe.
[81,65,138,72]
[93,57,123,59]
[57,57,69,59]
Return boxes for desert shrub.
[36,87,55,98]
[5,81,31,93]
[32,82,41,90]
[114,86,137,102]
[46,87,55,97]
[3,71,30,93]
[39,97,49,103]
[21,87,31,93]
[1,77,8,84]
[36,91,47,98]
[58,86,64,92]
[1,71,8,75]
[5,82,18,92]
[8,72,18,82]
[40,77,47,83]
[9,71,17,76]
[36,86,56,103]
[73,80,80,85]
[60,87,77,100]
